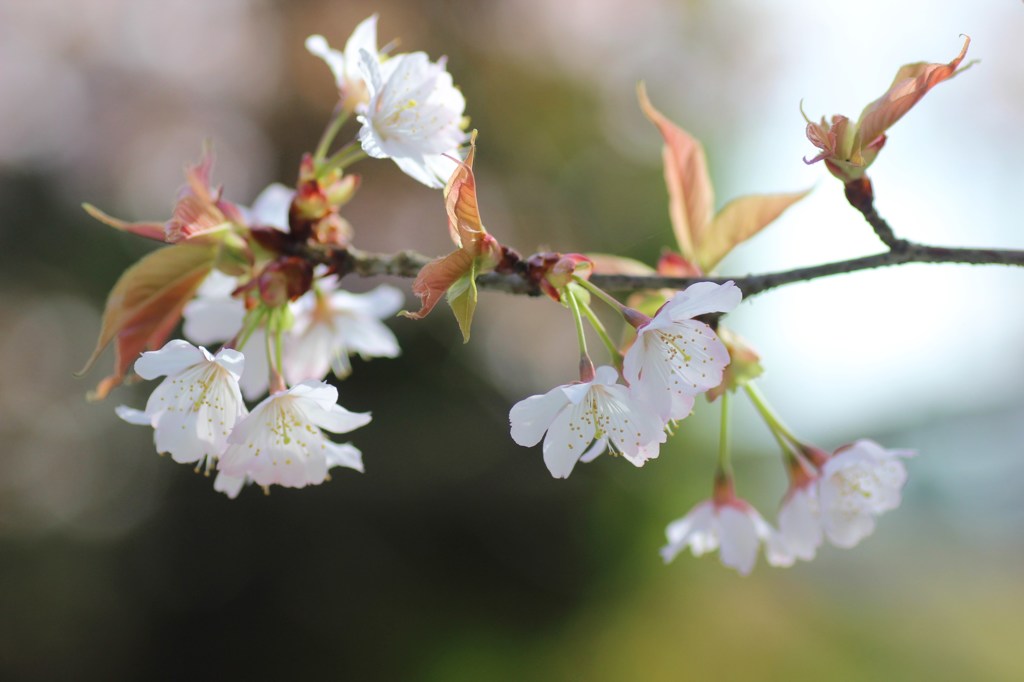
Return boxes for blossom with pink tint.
[661,482,792,575]
[356,48,468,188]
[622,281,741,421]
[817,439,914,548]
[218,380,370,489]
[509,365,667,478]
[285,281,403,383]
[777,480,823,562]
[306,15,379,112]
[115,339,246,465]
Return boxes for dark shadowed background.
[2,0,1024,679]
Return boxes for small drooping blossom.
[817,439,914,548]
[776,460,824,562]
[218,381,370,489]
[116,340,247,465]
[661,478,793,575]
[509,365,667,479]
[622,281,741,421]
[286,281,403,383]
[306,15,379,112]
[357,48,468,188]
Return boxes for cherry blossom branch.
[313,241,1024,301]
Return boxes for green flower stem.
[320,142,367,176]
[580,301,623,369]
[233,307,268,353]
[744,382,801,464]
[717,390,733,479]
[564,286,589,359]
[744,382,801,443]
[572,276,628,315]
[313,108,350,164]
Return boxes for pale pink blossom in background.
[661,496,792,575]
[818,439,914,548]
[777,482,823,562]
[285,281,403,383]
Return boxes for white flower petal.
[778,486,823,562]
[541,400,595,479]
[306,34,347,86]
[247,183,294,231]
[509,388,570,448]
[717,506,761,575]
[213,472,246,499]
[663,281,742,320]
[306,401,372,434]
[325,441,364,473]
[578,436,608,463]
[115,405,152,426]
[134,340,209,380]
[661,501,716,562]
[343,15,379,86]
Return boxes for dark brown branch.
[320,243,1024,300]
[279,193,1024,301]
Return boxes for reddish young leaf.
[805,37,972,181]
[855,37,972,156]
[402,131,503,342]
[444,131,483,248]
[638,83,714,263]
[401,247,476,321]
[700,189,811,271]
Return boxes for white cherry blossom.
[817,439,914,548]
[623,281,741,421]
[509,365,667,479]
[285,281,403,383]
[218,380,370,489]
[181,271,272,401]
[661,496,793,575]
[182,270,246,345]
[777,483,824,561]
[356,49,467,188]
[306,15,379,111]
[116,340,247,465]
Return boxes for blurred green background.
[2,0,1024,679]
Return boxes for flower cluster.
[119,340,370,497]
[307,14,468,188]
[509,280,741,478]
[660,438,913,574]
[77,15,470,495]
[77,15,937,573]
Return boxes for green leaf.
[446,260,479,343]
